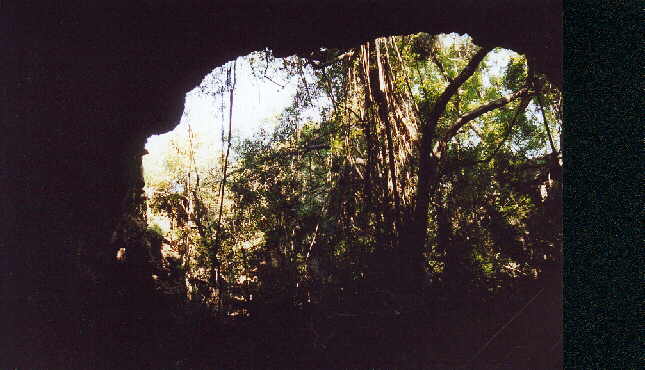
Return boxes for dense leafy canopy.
[144,33,562,323]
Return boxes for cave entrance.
[137,34,561,367]
[140,33,557,312]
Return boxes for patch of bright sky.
[436,33,518,89]
[145,55,310,159]
[143,53,327,187]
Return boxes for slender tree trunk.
[213,60,236,313]
[215,60,237,246]
[537,93,558,155]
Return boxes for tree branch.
[262,75,285,88]
[478,92,534,163]
[309,49,355,69]
[427,46,492,130]
[429,48,452,83]
[537,93,557,154]
[215,61,237,250]
[433,87,531,158]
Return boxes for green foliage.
[147,223,165,237]
[144,33,562,316]
[149,190,190,226]
[504,56,528,91]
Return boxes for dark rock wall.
[2,1,561,366]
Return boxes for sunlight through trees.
[141,33,562,346]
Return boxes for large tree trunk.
[438,202,474,296]
[399,47,492,291]
[369,39,403,245]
